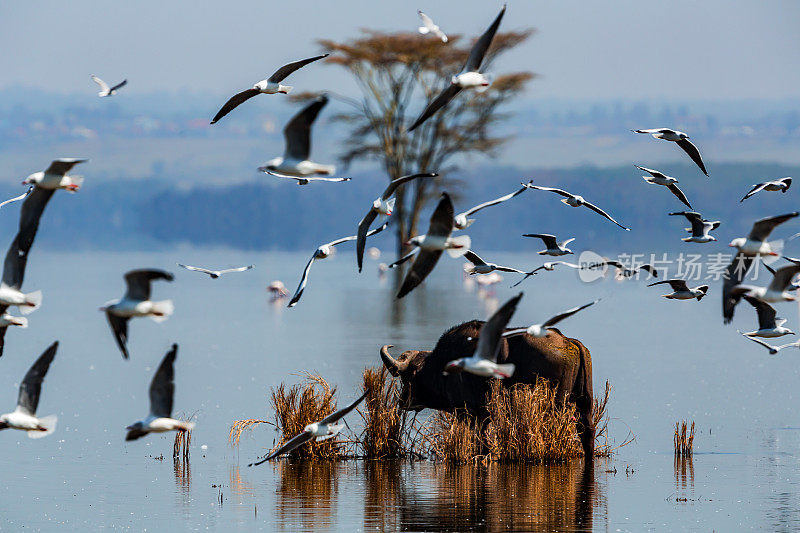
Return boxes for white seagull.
[257,94,337,177]
[177,263,254,279]
[454,183,529,230]
[741,177,792,202]
[741,295,794,338]
[444,292,521,379]
[0,341,58,438]
[648,279,708,301]
[101,269,174,359]
[23,158,87,192]
[463,250,525,275]
[91,75,127,97]
[636,165,692,209]
[739,332,800,355]
[524,184,629,230]
[633,128,708,176]
[417,11,448,42]
[510,261,581,288]
[728,212,798,256]
[523,233,575,256]
[584,259,658,279]
[249,389,369,466]
[210,54,329,124]
[503,299,600,338]
[408,6,505,131]
[398,193,470,298]
[265,171,350,185]
[289,222,389,307]
[125,344,196,441]
[356,172,437,271]
[728,262,800,303]
[669,211,719,243]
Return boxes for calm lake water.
[1,248,800,531]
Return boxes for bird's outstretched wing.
[178,264,214,276]
[722,253,753,323]
[218,265,255,274]
[464,5,506,72]
[268,54,329,83]
[17,341,58,416]
[744,295,778,330]
[124,269,174,300]
[288,254,317,308]
[388,249,419,269]
[211,88,260,124]
[676,138,708,176]
[44,158,87,176]
[525,184,573,198]
[740,183,767,202]
[475,292,522,362]
[408,84,461,131]
[319,390,369,425]
[106,312,130,359]
[0,186,33,210]
[541,299,599,328]
[582,200,630,231]
[649,279,689,292]
[460,185,528,218]
[249,430,314,466]
[91,75,109,92]
[523,233,558,248]
[149,344,177,418]
[356,210,379,273]
[381,173,437,200]
[748,213,799,242]
[666,183,693,209]
[283,95,328,161]
[109,79,128,92]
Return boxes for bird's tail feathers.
[28,415,57,439]
[177,420,196,432]
[278,84,293,94]
[149,300,174,322]
[13,316,28,328]
[642,176,657,184]
[20,290,42,315]
[65,175,84,192]
[494,363,516,379]
[446,235,471,257]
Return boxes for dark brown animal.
[380,320,595,458]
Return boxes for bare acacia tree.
[318,29,534,258]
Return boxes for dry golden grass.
[674,420,695,457]
[358,366,407,459]
[424,379,620,464]
[172,414,194,460]
[269,373,342,460]
[229,418,270,446]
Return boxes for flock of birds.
[2,5,799,465]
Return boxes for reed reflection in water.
[272,459,606,532]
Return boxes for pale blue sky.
[2,1,799,101]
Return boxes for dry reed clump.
[269,373,342,460]
[359,366,407,459]
[229,418,270,446]
[674,420,695,456]
[425,378,586,464]
[173,414,195,460]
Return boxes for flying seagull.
[510,261,581,288]
[177,263,254,279]
[23,158,87,192]
[398,193,469,298]
[728,262,800,304]
[210,54,329,124]
[738,332,800,355]
[648,279,708,301]
[91,75,127,97]
[257,94,336,177]
[636,165,692,209]
[584,260,658,279]
[741,177,792,202]
[524,184,630,230]
[289,222,389,307]
[454,183,529,230]
[504,299,600,338]
[0,187,33,210]
[741,295,794,338]
[669,211,718,243]
[408,6,505,131]
[444,292,521,378]
[728,212,798,256]
[463,250,525,275]
[633,128,708,176]
[264,171,350,185]
[356,172,437,272]
[0,341,58,438]
[523,233,575,256]
[417,11,448,42]
[125,344,195,441]
[249,389,368,466]
[101,269,174,359]
[0,235,41,357]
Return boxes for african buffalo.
[380,319,595,458]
